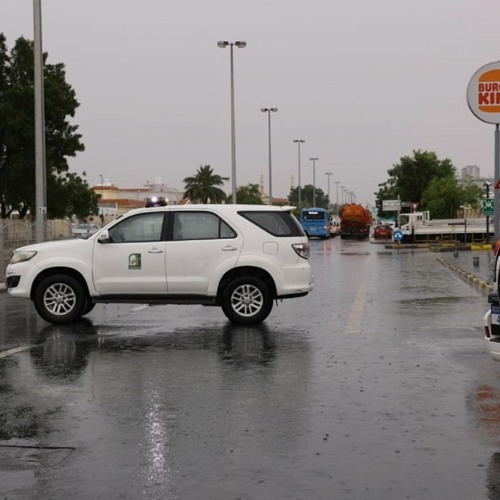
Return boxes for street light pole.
[293,139,305,209]
[325,172,332,210]
[34,0,47,243]
[334,181,340,215]
[485,181,492,244]
[309,158,319,207]
[261,108,278,205]
[99,174,104,222]
[218,40,246,204]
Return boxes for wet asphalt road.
[1,238,500,499]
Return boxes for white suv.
[6,205,313,325]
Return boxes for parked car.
[71,223,101,238]
[373,224,393,239]
[6,205,313,326]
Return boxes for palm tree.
[236,183,263,204]
[183,165,229,203]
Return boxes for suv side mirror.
[97,230,111,243]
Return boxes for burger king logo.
[478,69,500,113]
[468,62,500,124]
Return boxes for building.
[94,178,185,219]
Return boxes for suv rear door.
[165,210,242,293]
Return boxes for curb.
[437,257,493,293]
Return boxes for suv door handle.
[222,246,238,251]
[148,248,164,254]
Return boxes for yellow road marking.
[344,279,368,334]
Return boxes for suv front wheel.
[221,276,273,325]
[34,274,86,324]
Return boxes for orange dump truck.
[340,204,371,239]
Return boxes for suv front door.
[92,212,167,294]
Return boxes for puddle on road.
[0,443,75,469]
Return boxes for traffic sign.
[393,229,403,242]
[483,198,494,216]
[382,199,401,211]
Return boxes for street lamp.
[325,172,332,210]
[217,40,246,204]
[261,108,278,205]
[34,0,47,243]
[309,158,319,207]
[334,181,340,215]
[99,174,104,222]
[485,181,492,243]
[293,139,305,208]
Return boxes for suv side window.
[172,211,237,241]
[109,212,165,243]
[239,211,305,237]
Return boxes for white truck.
[397,211,492,243]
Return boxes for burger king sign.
[467,62,500,124]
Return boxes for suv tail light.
[292,242,309,259]
[485,325,491,339]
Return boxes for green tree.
[0,34,91,219]
[183,165,228,203]
[236,183,263,204]
[375,150,456,215]
[420,177,463,218]
[420,176,483,218]
[288,184,329,209]
[48,171,100,220]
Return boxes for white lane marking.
[0,345,33,359]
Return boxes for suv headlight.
[10,251,37,264]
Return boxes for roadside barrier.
[437,257,493,294]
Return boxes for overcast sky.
[2,0,500,206]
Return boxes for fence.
[0,219,74,282]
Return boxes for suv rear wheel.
[221,276,273,325]
[34,274,86,324]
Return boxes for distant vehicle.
[397,211,492,244]
[300,208,330,239]
[373,224,393,240]
[329,217,341,237]
[340,204,371,239]
[71,223,101,238]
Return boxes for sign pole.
[495,124,499,241]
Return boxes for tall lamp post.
[99,174,104,223]
[325,172,332,210]
[34,0,47,243]
[309,158,319,207]
[293,139,305,209]
[334,181,340,215]
[217,40,246,204]
[261,108,278,205]
[485,181,492,243]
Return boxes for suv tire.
[34,274,86,324]
[221,276,273,325]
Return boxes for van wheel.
[34,274,86,324]
[221,277,273,325]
